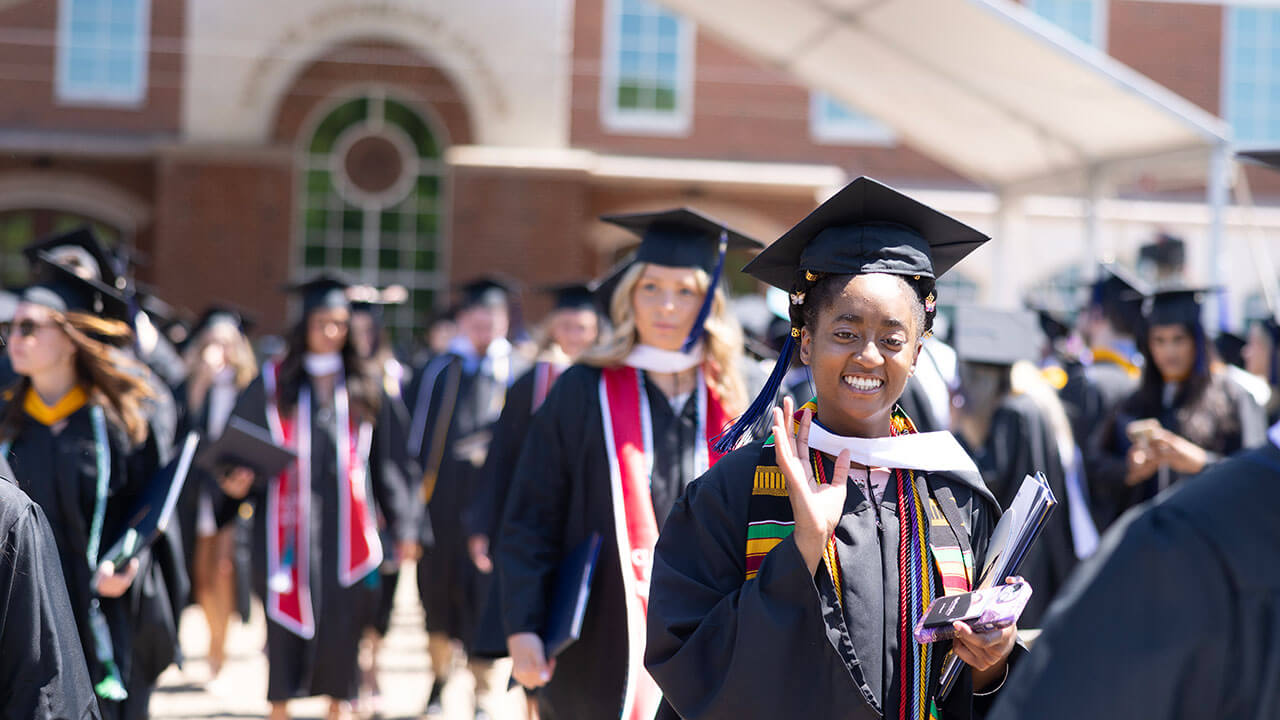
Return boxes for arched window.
[298,88,446,342]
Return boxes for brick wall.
[0,0,182,134]
[1108,1,1223,116]
[568,0,967,186]
[151,151,294,333]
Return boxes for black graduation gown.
[0,478,101,720]
[1065,359,1138,530]
[468,364,548,658]
[972,393,1075,628]
[2,403,169,720]
[645,439,1016,720]
[499,364,737,720]
[1093,372,1267,519]
[231,374,414,702]
[407,349,525,647]
[989,441,1280,720]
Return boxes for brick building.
[0,0,1278,339]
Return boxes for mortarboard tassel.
[681,230,728,354]
[713,326,796,453]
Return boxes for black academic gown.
[989,440,1280,720]
[468,363,556,658]
[1064,359,1138,530]
[646,439,1016,720]
[1093,372,1267,519]
[972,393,1076,628]
[407,348,525,649]
[2,402,170,720]
[499,363,720,720]
[231,373,415,702]
[0,478,101,720]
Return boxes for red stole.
[531,361,564,413]
[598,365,730,720]
[262,362,381,639]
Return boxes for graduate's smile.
[841,373,884,394]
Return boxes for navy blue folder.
[103,431,201,565]
[544,532,603,657]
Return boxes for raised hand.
[771,396,851,575]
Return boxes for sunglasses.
[0,319,58,342]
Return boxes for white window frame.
[599,0,695,136]
[56,0,150,106]
[1223,4,1280,146]
[808,92,896,147]
[1027,0,1109,49]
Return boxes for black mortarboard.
[456,276,515,312]
[195,416,297,478]
[102,433,200,566]
[600,207,763,274]
[20,251,130,320]
[1143,286,1212,329]
[1031,306,1072,344]
[284,272,352,316]
[1087,263,1148,336]
[717,177,988,451]
[348,285,408,324]
[952,307,1044,366]
[1138,233,1186,272]
[543,282,597,312]
[1239,148,1280,172]
[189,305,257,342]
[601,208,763,353]
[22,226,125,291]
[743,177,988,291]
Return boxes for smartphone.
[913,581,1032,644]
[1125,418,1161,444]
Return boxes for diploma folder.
[545,532,603,658]
[193,415,296,479]
[938,472,1057,701]
[102,431,201,565]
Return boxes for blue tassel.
[713,330,795,453]
[682,230,728,354]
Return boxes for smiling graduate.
[645,178,1022,719]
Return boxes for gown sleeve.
[469,370,535,541]
[497,367,588,638]
[988,499,1234,720]
[368,388,420,546]
[0,491,101,720]
[644,450,844,719]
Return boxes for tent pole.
[1084,165,1103,281]
[1206,142,1230,333]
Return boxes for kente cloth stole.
[745,403,973,720]
[262,361,381,640]
[599,365,731,720]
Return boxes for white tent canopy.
[657,0,1231,195]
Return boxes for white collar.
[805,420,981,477]
[303,352,343,377]
[448,335,513,363]
[624,343,704,374]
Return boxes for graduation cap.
[952,307,1044,366]
[598,208,763,353]
[456,276,515,312]
[284,272,352,316]
[1138,233,1186,273]
[1028,304,1072,345]
[195,416,297,478]
[22,226,126,291]
[188,305,257,344]
[101,432,201,566]
[348,284,408,323]
[1238,148,1280,172]
[1215,331,1247,368]
[542,281,597,312]
[716,177,988,451]
[1142,286,1213,328]
[19,250,131,321]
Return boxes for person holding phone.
[1092,288,1266,516]
[645,178,1020,719]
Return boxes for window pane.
[1028,0,1099,46]
[1227,8,1280,144]
[59,0,148,101]
[308,98,368,154]
[609,0,687,116]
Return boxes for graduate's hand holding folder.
[197,416,298,498]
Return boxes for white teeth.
[842,376,883,391]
